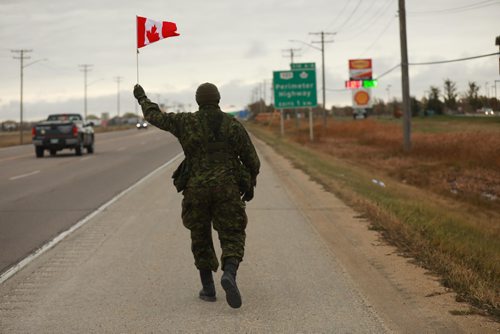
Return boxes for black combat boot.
[221,257,242,308]
[199,269,216,302]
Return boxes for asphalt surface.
[0,128,182,274]
[0,137,390,333]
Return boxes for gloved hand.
[133,84,147,103]
[242,187,254,202]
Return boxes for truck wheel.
[75,141,83,156]
[35,147,44,158]
[86,136,94,154]
[50,149,57,156]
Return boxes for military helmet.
[196,82,220,106]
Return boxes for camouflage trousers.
[181,183,247,272]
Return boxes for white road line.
[9,170,40,181]
[0,151,184,285]
[116,147,126,152]
[80,157,93,161]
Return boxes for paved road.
[0,128,182,274]
[0,139,391,333]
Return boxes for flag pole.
[136,49,139,83]
[136,16,139,84]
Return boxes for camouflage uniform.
[137,86,260,273]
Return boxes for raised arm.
[133,84,181,137]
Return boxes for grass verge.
[247,122,499,317]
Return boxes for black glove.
[133,84,147,103]
[242,187,254,202]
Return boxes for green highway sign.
[273,67,317,109]
[291,62,316,70]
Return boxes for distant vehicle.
[32,113,95,158]
[136,120,148,129]
[353,108,368,119]
[477,107,494,116]
[484,108,494,116]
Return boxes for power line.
[374,52,500,80]
[408,0,498,15]
[342,0,378,30]
[325,88,350,92]
[329,0,377,33]
[336,0,394,42]
[359,16,396,57]
[376,64,400,79]
[335,0,364,33]
[324,0,351,30]
[409,52,500,65]
[375,64,400,80]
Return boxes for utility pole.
[262,80,267,105]
[386,84,392,102]
[282,48,301,66]
[79,64,93,120]
[11,49,32,145]
[114,76,123,117]
[310,31,335,127]
[494,80,500,100]
[495,36,500,75]
[398,0,411,151]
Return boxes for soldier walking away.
[133,83,260,309]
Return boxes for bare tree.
[426,86,444,115]
[443,78,458,112]
[466,81,481,111]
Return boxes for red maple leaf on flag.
[137,16,179,49]
[146,25,160,44]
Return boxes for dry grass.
[288,118,500,212]
[248,116,500,317]
[0,132,32,148]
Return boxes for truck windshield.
[47,114,83,122]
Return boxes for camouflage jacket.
[140,99,260,189]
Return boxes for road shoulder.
[252,135,499,333]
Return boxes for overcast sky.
[0,0,499,121]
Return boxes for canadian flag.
[137,16,179,49]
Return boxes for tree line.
[248,79,499,118]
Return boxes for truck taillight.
[32,127,36,137]
[72,125,78,137]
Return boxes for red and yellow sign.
[349,58,372,80]
[349,59,372,69]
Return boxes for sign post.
[309,107,314,141]
[280,110,284,136]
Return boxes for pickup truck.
[32,113,95,158]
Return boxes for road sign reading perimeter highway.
[273,67,317,109]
